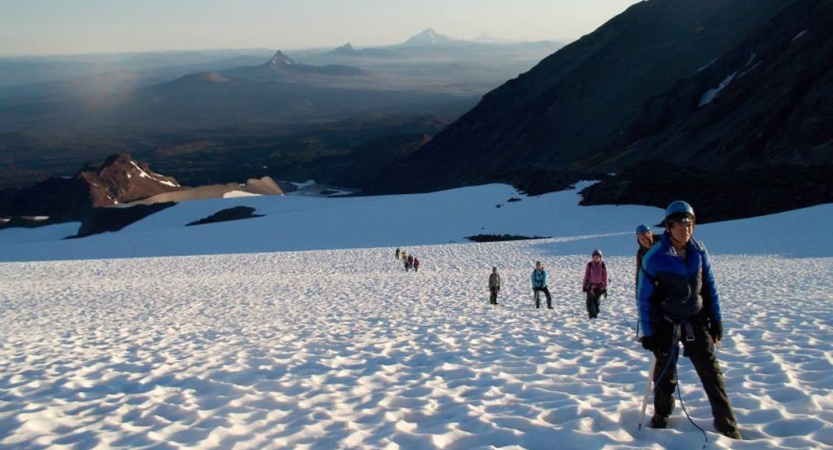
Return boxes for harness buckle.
[684,322,695,342]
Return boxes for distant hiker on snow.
[637,201,741,440]
[413,257,420,272]
[634,224,658,335]
[531,261,553,309]
[407,254,414,272]
[635,225,658,294]
[395,248,401,260]
[582,249,608,319]
[488,266,501,305]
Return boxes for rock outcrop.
[79,153,183,207]
[0,154,283,227]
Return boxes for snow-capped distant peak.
[402,28,456,46]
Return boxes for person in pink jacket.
[582,249,608,319]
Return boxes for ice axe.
[638,355,657,430]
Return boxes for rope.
[675,363,709,449]
[654,338,709,449]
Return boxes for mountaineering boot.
[715,421,742,440]
[721,429,742,440]
[650,414,669,429]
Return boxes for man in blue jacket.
[531,261,553,309]
[637,201,741,440]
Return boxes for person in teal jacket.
[531,261,553,309]
[637,201,740,440]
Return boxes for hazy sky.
[0,0,642,56]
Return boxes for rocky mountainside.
[366,0,833,221]
[79,153,183,207]
[0,153,183,222]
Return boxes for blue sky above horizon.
[0,0,642,56]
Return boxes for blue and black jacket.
[531,269,548,289]
[637,232,722,337]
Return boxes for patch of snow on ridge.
[699,71,737,107]
[131,160,180,187]
[697,57,719,73]
[223,190,261,198]
[792,30,808,41]
[292,180,317,189]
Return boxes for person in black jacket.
[635,224,659,335]
[637,201,741,440]
[635,224,657,287]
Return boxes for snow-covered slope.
[1,184,831,449]
[2,183,830,262]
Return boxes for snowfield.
[1,184,831,449]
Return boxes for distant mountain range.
[0,29,562,192]
[365,0,833,222]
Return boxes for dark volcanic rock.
[465,234,549,242]
[579,163,833,223]
[186,206,263,227]
[71,202,177,238]
[0,176,91,222]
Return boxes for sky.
[0,0,642,56]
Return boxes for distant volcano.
[401,28,457,46]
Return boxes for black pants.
[586,287,602,318]
[533,288,552,309]
[489,287,499,305]
[651,318,738,434]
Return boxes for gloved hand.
[602,290,608,298]
[640,335,660,353]
[582,286,588,293]
[710,321,723,343]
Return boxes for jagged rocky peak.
[80,153,182,207]
[267,50,296,67]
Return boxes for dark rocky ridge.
[185,206,264,227]
[579,163,833,223]
[72,202,176,238]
